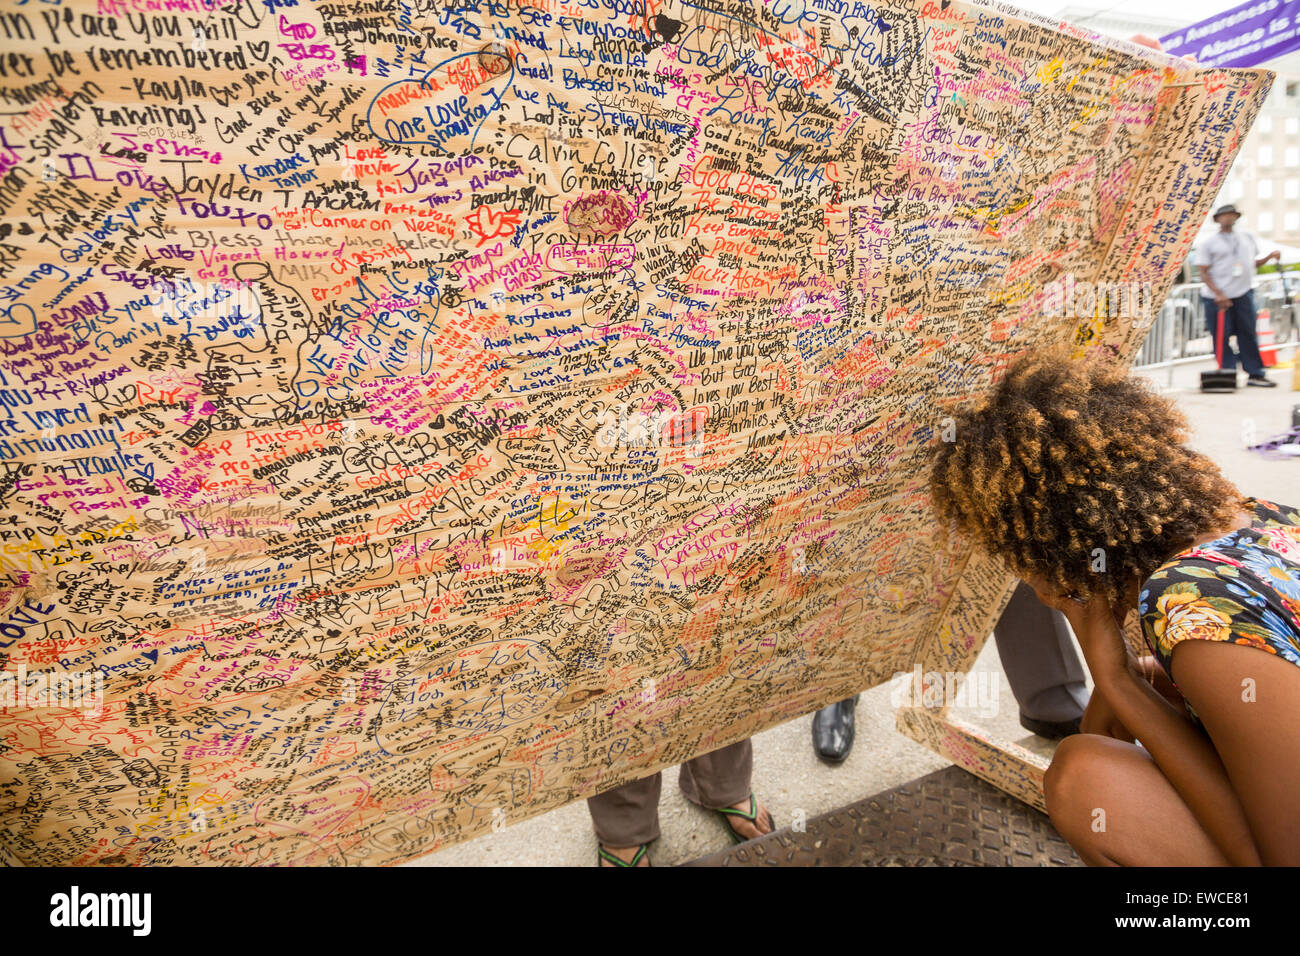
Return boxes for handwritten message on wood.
[0,0,1268,864]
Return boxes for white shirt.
[1196,229,1258,300]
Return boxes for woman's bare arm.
[1092,660,1260,865]
[1028,583,1261,865]
[1081,655,1183,741]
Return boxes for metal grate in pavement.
[684,766,1082,867]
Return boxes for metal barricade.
[1131,276,1300,373]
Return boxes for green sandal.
[715,794,774,845]
[597,844,650,867]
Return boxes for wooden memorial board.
[0,0,1270,864]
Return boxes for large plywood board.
[0,0,1269,864]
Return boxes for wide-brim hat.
[1213,204,1241,221]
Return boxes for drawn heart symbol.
[0,303,37,339]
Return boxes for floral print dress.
[1139,498,1300,726]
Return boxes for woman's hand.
[1022,576,1131,687]
[1066,592,1133,687]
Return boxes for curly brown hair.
[928,347,1247,609]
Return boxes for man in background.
[1197,204,1280,387]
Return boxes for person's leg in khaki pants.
[681,740,773,839]
[587,773,662,856]
[588,739,772,865]
[678,739,752,810]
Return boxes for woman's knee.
[1044,733,1110,829]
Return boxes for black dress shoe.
[1247,376,1277,387]
[1018,711,1082,740]
[812,695,859,763]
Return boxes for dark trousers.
[992,582,1088,723]
[1203,291,1264,376]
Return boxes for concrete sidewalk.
[408,356,1298,867]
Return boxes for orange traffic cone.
[1258,309,1278,367]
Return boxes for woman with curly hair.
[929,347,1300,865]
